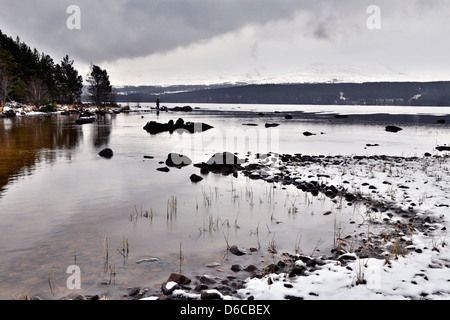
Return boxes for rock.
[231,265,242,272]
[157,167,170,172]
[289,265,305,277]
[200,290,223,300]
[128,287,141,296]
[190,174,203,183]
[143,156,154,159]
[265,123,280,128]
[143,118,213,134]
[206,262,221,268]
[206,152,244,167]
[195,284,209,292]
[285,115,293,119]
[136,258,159,264]
[338,253,357,262]
[200,166,210,175]
[344,193,356,202]
[171,106,193,112]
[385,126,403,133]
[166,153,192,167]
[200,152,245,176]
[436,146,450,152]
[242,123,258,126]
[98,148,114,158]
[167,273,191,285]
[285,295,304,300]
[229,245,247,256]
[334,114,349,119]
[303,132,315,136]
[161,281,180,295]
[244,265,258,272]
[199,275,216,285]
[437,119,446,124]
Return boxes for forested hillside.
[0,30,83,108]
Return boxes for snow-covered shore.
[142,153,450,300]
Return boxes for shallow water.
[0,103,449,299]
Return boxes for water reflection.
[92,115,113,148]
[0,115,83,196]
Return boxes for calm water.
[0,103,449,299]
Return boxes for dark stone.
[284,115,293,119]
[201,152,245,176]
[128,287,141,296]
[266,264,279,272]
[385,126,403,133]
[229,245,246,256]
[201,291,222,300]
[437,119,446,124]
[338,253,357,262]
[199,275,216,285]
[190,174,203,183]
[285,295,304,300]
[265,123,280,128]
[289,266,305,277]
[195,284,209,292]
[161,282,180,295]
[436,146,450,152]
[167,273,191,285]
[98,148,114,158]
[166,153,192,167]
[231,265,242,272]
[244,265,257,272]
[143,118,213,134]
[157,167,170,172]
[344,193,356,202]
[303,131,315,136]
[172,106,193,112]
[200,166,210,175]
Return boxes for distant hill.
[114,81,450,106]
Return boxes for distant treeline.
[116,82,450,106]
[0,30,83,108]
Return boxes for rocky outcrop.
[143,118,213,134]
[194,152,244,176]
[166,153,192,167]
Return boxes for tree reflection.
[0,115,83,196]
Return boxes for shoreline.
[26,152,449,301]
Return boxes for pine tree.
[87,64,112,106]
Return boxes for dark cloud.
[0,0,311,63]
[1,0,449,85]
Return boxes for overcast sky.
[1,0,449,86]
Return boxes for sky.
[0,0,450,86]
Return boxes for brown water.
[0,104,449,299]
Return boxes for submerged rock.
[190,174,203,183]
[436,146,450,152]
[98,148,114,158]
[143,118,213,134]
[229,245,247,256]
[385,125,403,133]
